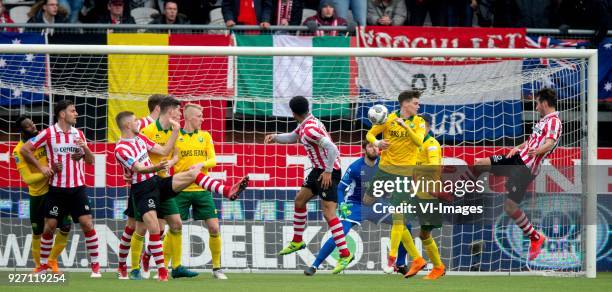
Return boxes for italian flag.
[234,35,352,117]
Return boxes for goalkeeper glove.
[339,202,352,219]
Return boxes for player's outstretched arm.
[149,119,180,156]
[366,123,388,149]
[265,132,298,144]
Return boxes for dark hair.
[164,0,178,7]
[115,111,134,129]
[54,99,74,120]
[289,96,309,116]
[148,94,167,113]
[398,90,421,104]
[420,114,432,126]
[362,140,372,149]
[537,88,557,108]
[15,115,30,130]
[159,96,181,114]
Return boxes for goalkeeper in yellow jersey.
[170,104,228,280]
[13,116,72,274]
[404,114,445,280]
[364,90,426,275]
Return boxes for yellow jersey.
[140,120,174,177]
[415,134,442,199]
[366,111,426,175]
[174,129,216,192]
[13,140,49,196]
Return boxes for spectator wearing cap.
[408,0,449,26]
[367,0,407,26]
[302,0,349,36]
[329,0,367,26]
[27,0,68,33]
[97,0,136,23]
[222,0,273,28]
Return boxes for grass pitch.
[4,272,611,292]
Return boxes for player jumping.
[13,116,72,274]
[475,88,561,261]
[20,100,100,277]
[265,96,353,274]
[364,90,426,274]
[114,111,248,281]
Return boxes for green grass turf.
[4,272,611,292]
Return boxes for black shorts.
[44,186,91,223]
[123,192,135,218]
[302,168,342,202]
[130,177,161,220]
[131,176,178,220]
[489,153,535,203]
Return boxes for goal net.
[0,37,598,277]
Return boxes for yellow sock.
[423,237,443,268]
[49,231,69,261]
[169,230,182,269]
[400,229,421,260]
[131,233,144,270]
[389,219,405,258]
[209,233,222,269]
[163,233,172,268]
[31,235,41,267]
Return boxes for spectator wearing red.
[0,1,18,32]
[367,0,407,26]
[222,0,273,29]
[150,0,190,24]
[97,0,136,24]
[276,0,304,26]
[302,0,348,36]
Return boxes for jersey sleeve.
[13,144,26,170]
[115,148,136,170]
[545,117,562,141]
[302,126,325,144]
[365,121,387,144]
[425,140,442,166]
[29,128,49,149]
[203,132,217,169]
[138,134,156,151]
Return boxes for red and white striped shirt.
[29,124,86,188]
[114,134,156,184]
[292,114,341,171]
[519,111,562,174]
[136,116,154,132]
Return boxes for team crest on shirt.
[410,123,415,128]
[198,137,204,143]
[178,137,184,142]
[155,133,161,139]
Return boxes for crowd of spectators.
[0,0,610,40]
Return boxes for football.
[368,104,389,125]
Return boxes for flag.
[598,37,612,102]
[234,35,352,118]
[106,33,232,142]
[0,32,47,106]
[168,34,231,142]
[523,35,586,100]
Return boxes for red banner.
[358,26,526,49]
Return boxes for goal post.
[0,44,599,278]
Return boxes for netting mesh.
[0,47,589,275]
